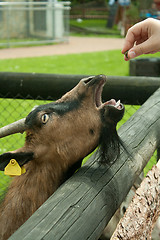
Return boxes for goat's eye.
[41,114,49,124]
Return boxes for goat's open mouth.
[83,74,124,111]
[95,78,123,111]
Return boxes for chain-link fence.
[0,1,70,48]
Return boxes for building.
[0,0,70,46]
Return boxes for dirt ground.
[0,36,124,59]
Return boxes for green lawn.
[0,50,129,75]
[70,19,108,29]
[1,49,160,75]
[70,19,121,37]
[0,49,159,198]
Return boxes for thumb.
[127,38,157,59]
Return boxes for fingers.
[124,50,135,61]
[122,21,146,55]
[122,18,160,61]
[124,36,159,61]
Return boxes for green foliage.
[126,3,140,23]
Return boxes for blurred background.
[0,0,159,47]
[0,0,160,203]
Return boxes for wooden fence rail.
[9,87,160,240]
[1,72,160,104]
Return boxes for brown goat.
[0,75,124,239]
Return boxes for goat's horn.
[0,118,26,138]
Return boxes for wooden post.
[111,160,160,240]
[8,88,160,239]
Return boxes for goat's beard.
[98,125,121,165]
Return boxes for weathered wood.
[9,88,160,240]
[0,72,160,104]
[111,160,160,240]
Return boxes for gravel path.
[0,36,124,59]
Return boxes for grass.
[0,38,60,49]
[1,50,160,76]
[0,50,129,75]
[70,19,121,37]
[70,19,108,29]
[0,49,160,198]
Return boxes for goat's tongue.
[104,99,122,110]
[105,99,116,106]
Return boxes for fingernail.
[129,51,136,59]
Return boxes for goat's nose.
[93,74,106,82]
[82,75,106,86]
[82,76,95,85]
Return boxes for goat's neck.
[5,153,79,210]
[23,156,69,199]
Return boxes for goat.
[0,75,124,239]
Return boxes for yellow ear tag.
[4,159,26,177]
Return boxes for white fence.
[0,1,70,47]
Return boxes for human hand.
[122,18,160,61]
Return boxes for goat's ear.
[0,152,34,171]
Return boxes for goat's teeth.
[115,100,120,107]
